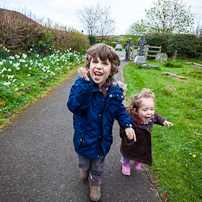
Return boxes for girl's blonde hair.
[85,43,120,76]
[127,88,155,115]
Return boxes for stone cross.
[137,37,147,56]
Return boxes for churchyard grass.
[0,49,85,127]
[123,58,202,201]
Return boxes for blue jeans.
[77,155,105,181]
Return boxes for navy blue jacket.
[67,76,133,159]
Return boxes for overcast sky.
[1,0,202,35]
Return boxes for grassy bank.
[0,49,85,127]
[123,58,202,201]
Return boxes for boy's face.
[89,57,111,86]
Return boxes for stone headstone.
[155,53,168,62]
[134,56,146,64]
[137,37,147,56]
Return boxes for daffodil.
[0,100,6,105]
[3,81,11,86]
[192,154,197,158]
[189,153,192,155]
[22,53,27,59]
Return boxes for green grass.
[0,49,85,126]
[123,58,202,202]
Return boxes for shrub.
[88,35,96,45]
[145,33,201,58]
[0,9,90,56]
[163,62,183,68]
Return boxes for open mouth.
[145,116,151,122]
[94,71,103,79]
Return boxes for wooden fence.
[143,45,162,59]
[130,45,162,60]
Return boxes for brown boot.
[80,169,89,182]
[88,175,102,202]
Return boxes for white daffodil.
[3,81,11,86]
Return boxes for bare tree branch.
[78,3,115,41]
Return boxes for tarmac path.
[0,58,164,201]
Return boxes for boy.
[67,43,136,201]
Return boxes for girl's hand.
[83,68,90,81]
[163,121,173,127]
[125,128,136,142]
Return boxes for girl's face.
[89,57,111,86]
[135,97,155,123]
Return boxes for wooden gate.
[143,45,162,59]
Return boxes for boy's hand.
[163,121,173,127]
[83,68,90,81]
[125,128,136,142]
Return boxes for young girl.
[67,43,136,201]
[120,88,173,175]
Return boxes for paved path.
[0,60,164,201]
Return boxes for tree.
[78,3,115,41]
[78,4,100,36]
[96,5,115,42]
[126,19,148,44]
[127,19,148,36]
[145,0,195,33]
[194,20,202,36]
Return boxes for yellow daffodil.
[192,154,197,158]
[189,153,192,155]
[0,100,6,105]
[197,89,199,91]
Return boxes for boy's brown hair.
[85,43,120,76]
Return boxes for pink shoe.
[133,161,143,170]
[120,159,131,175]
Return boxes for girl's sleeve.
[154,113,166,126]
[67,77,93,114]
[120,127,126,139]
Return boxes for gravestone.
[134,37,147,64]
[137,37,147,56]
[155,53,168,62]
[134,56,146,64]
[125,38,132,60]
